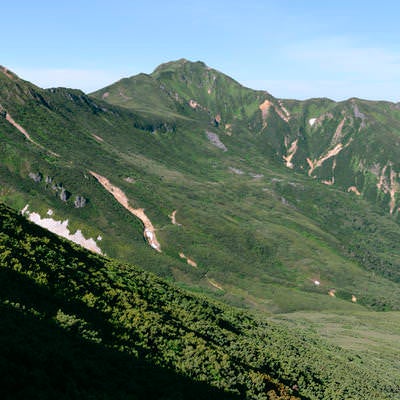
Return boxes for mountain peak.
[151,58,209,77]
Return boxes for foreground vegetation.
[2,61,400,398]
[1,203,399,399]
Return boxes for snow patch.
[47,209,53,216]
[21,205,102,254]
[21,204,29,215]
[145,229,154,240]
[309,118,317,126]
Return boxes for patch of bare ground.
[89,171,161,251]
[1,66,14,79]
[189,99,198,109]
[277,100,290,121]
[374,162,400,214]
[307,139,352,177]
[259,99,272,127]
[331,118,346,145]
[206,276,223,291]
[5,112,59,157]
[179,252,197,267]
[283,138,298,169]
[348,186,361,196]
[118,90,132,100]
[92,134,104,142]
[322,159,337,186]
[225,123,232,135]
[169,210,181,226]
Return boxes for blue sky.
[3,1,400,101]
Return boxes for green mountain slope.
[92,59,400,218]
[1,202,399,399]
[2,61,400,315]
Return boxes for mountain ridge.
[2,58,400,397]
[2,59,400,313]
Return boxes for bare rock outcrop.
[206,131,227,152]
[74,196,87,208]
[29,172,42,183]
[60,187,70,202]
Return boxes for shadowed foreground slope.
[1,203,399,399]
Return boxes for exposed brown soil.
[179,252,197,267]
[189,99,198,109]
[89,171,161,251]
[307,140,352,177]
[259,99,272,127]
[170,210,181,226]
[6,112,59,157]
[92,134,104,142]
[348,186,361,196]
[331,118,346,145]
[283,139,298,169]
[1,66,14,79]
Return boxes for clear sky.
[3,0,400,101]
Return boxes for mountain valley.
[1,59,400,398]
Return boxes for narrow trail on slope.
[89,171,161,252]
[206,276,223,291]
[5,112,60,157]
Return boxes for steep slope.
[265,97,400,217]
[91,58,272,128]
[94,59,400,217]
[2,61,400,316]
[1,202,399,400]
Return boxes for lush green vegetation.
[2,60,400,398]
[1,203,399,399]
[3,62,400,315]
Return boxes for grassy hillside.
[1,202,399,399]
[2,61,400,315]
